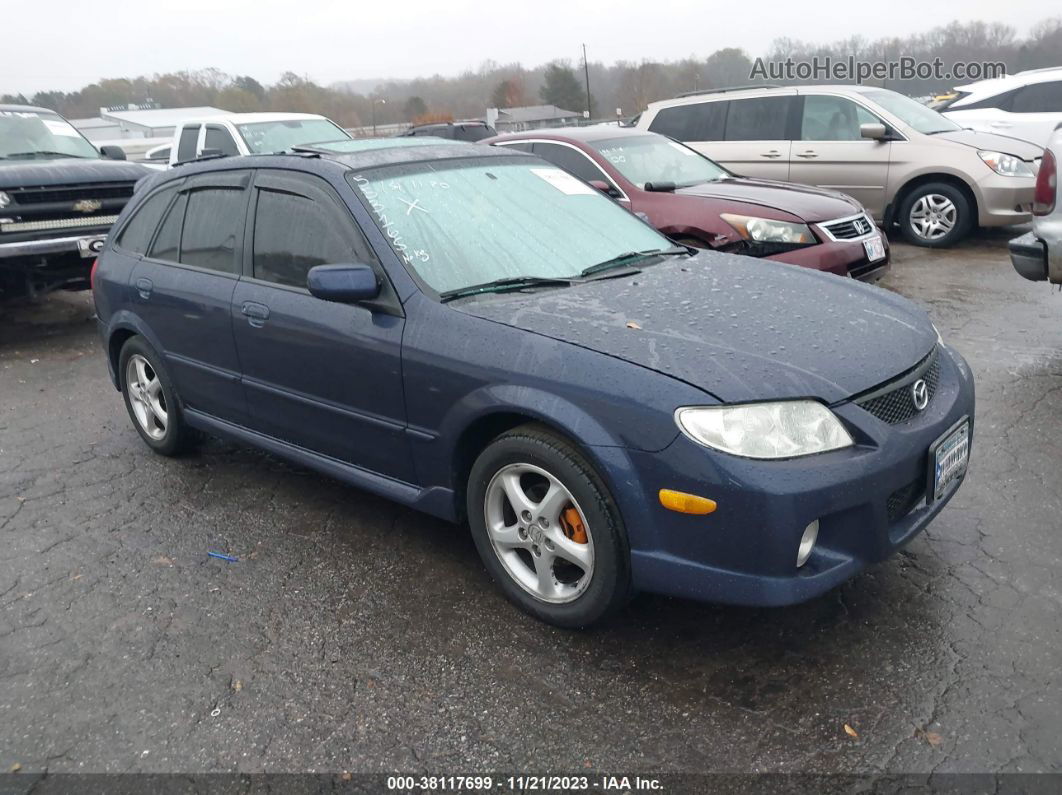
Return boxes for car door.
[789,94,892,217]
[130,170,249,424]
[231,169,413,481]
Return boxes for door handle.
[241,301,270,328]
[795,150,819,158]
[760,150,782,158]
[135,277,153,299]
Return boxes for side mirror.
[588,179,620,198]
[198,148,224,159]
[860,123,888,141]
[99,145,127,161]
[644,181,677,193]
[307,264,381,304]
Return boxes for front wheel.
[466,424,632,628]
[898,182,972,248]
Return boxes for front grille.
[848,259,885,279]
[856,348,941,425]
[9,182,135,205]
[0,214,119,233]
[886,478,925,523]
[821,213,875,240]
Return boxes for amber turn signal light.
[658,489,717,515]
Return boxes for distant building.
[487,105,582,132]
[71,106,229,141]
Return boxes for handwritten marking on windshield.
[399,197,429,216]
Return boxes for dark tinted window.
[253,189,371,288]
[648,101,727,141]
[1012,82,1062,113]
[532,142,608,183]
[177,126,198,162]
[204,126,239,156]
[725,97,791,140]
[116,187,175,254]
[148,193,187,262]
[454,124,496,142]
[179,188,244,273]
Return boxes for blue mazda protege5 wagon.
[93,139,974,627]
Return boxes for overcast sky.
[5,0,1051,95]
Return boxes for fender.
[101,309,168,391]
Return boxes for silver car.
[1010,125,1061,285]
[636,85,1043,248]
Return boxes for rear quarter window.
[116,186,176,254]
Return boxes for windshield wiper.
[4,151,87,159]
[439,276,574,302]
[580,247,688,278]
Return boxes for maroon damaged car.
[484,127,890,281]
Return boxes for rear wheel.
[466,424,631,628]
[898,182,972,248]
[118,336,195,456]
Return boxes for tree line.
[3,17,1059,128]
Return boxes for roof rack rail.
[676,84,778,98]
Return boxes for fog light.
[796,520,819,568]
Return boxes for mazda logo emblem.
[911,379,929,411]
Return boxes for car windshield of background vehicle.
[348,160,670,295]
[0,110,100,159]
[592,135,729,188]
[236,119,351,153]
[861,89,962,134]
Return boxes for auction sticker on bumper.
[863,234,886,263]
[77,235,106,258]
[929,419,970,503]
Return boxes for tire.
[898,182,973,248]
[118,336,195,456]
[466,423,632,628]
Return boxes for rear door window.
[648,101,727,141]
[176,125,199,162]
[725,97,792,141]
[204,125,240,156]
[251,172,376,289]
[116,186,177,254]
[532,142,609,184]
[1011,82,1062,113]
[179,188,246,273]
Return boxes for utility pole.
[582,43,592,121]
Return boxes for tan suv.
[636,85,1043,247]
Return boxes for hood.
[932,129,1043,160]
[455,251,936,404]
[677,177,860,223]
[0,158,152,189]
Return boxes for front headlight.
[676,401,855,459]
[720,213,814,245]
[978,150,1035,178]
[0,191,11,209]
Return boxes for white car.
[932,68,1062,148]
[1010,125,1061,286]
[167,112,351,167]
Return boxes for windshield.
[235,118,351,153]
[348,159,671,295]
[860,89,961,134]
[0,109,100,160]
[591,134,728,189]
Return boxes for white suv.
[167,113,351,167]
[932,68,1062,149]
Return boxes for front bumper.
[974,172,1035,227]
[769,230,890,282]
[0,231,108,259]
[617,344,975,606]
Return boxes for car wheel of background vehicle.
[118,336,195,456]
[466,423,632,628]
[899,182,972,248]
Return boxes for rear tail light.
[90,257,99,293]
[1033,149,1056,216]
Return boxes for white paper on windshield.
[530,167,596,195]
[42,119,80,137]
[667,140,696,156]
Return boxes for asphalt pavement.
[1,230,1060,781]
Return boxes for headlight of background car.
[720,214,815,253]
[0,191,11,209]
[676,402,854,459]
[978,151,1035,178]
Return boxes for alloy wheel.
[483,463,595,604]
[909,193,958,241]
[125,353,168,441]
